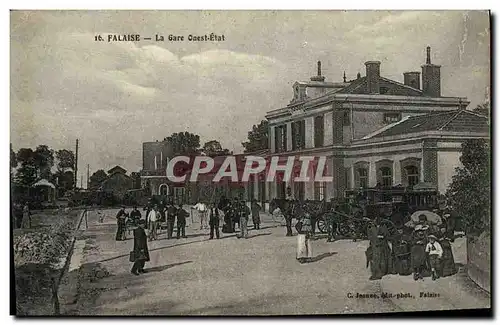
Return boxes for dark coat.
[130,209,142,220]
[439,237,457,277]
[177,208,188,225]
[411,230,427,269]
[133,227,150,262]
[209,208,220,226]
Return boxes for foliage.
[10,145,17,169]
[55,149,75,172]
[89,169,107,189]
[202,140,232,157]
[34,145,54,179]
[474,102,490,117]
[446,139,490,236]
[242,120,269,153]
[166,132,201,156]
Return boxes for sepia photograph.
[10,10,491,316]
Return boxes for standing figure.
[251,199,261,230]
[425,234,443,281]
[283,200,294,237]
[209,204,220,239]
[115,206,127,241]
[438,228,457,277]
[21,202,31,229]
[176,204,188,239]
[442,212,456,239]
[366,217,392,280]
[232,198,240,230]
[238,199,250,239]
[192,202,208,230]
[166,203,177,239]
[411,224,429,280]
[296,214,313,263]
[391,228,412,276]
[130,206,142,224]
[130,219,150,275]
[148,206,159,241]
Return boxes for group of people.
[366,213,457,281]
[12,202,32,229]
[218,197,262,238]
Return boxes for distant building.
[246,47,489,203]
[100,165,133,200]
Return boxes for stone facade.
[260,48,488,202]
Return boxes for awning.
[32,179,56,189]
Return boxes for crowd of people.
[366,213,457,281]
[115,197,264,276]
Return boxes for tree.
[89,169,108,190]
[34,145,54,179]
[202,140,232,157]
[58,170,75,192]
[474,102,490,117]
[166,132,201,156]
[242,120,269,153]
[10,145,17,169]
[446,139,490,236]
[55,149,75,172]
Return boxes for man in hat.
[237,198,251,239]
[131,219,150,275]
[411,224,429,280]
[115,206,128,241]
[209,203,220,239]
[166,202,177,239]
[425,234,443,280]
[148,205,159,241]
[251,199,261,230]
[176,204,188,239]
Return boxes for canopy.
[32,179,56,189]
[405,210,442,228]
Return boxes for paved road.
[60,208,490,315]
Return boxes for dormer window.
[380,86,389,94]
[383,112,401,124]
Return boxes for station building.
[247,47,489,204]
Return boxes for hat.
[415,224,424,231]
[428,234,437,240]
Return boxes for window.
[294,182,305,201]
[314,115,324,148]
[314,182,325,201]
[380,86,389,94]
[358,168,368,188]
[343,110,351,126]
[383,112,402,124]
[380,167,393,187]
[291,120,305,150]
[405,165,419,186]
[274,125,287,153]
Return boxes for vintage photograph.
[10,10,491,316]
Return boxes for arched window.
[380,167,392,187]
[405,166,419,186]
[358,168,368,188]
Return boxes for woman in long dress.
[21,203,31,229]
[438,228,457,277]
[130,219,150,275]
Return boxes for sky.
[10,10,490,183]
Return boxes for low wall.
[467,231,491,293]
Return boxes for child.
[425,234,443,281]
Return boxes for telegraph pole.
[87,164,90,189]
[74,139,79,190]
[80,175,83,189]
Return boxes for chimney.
[421,46,441,97]
[403,71,421,89]
[311,61,326,82]
[365,61,381,94]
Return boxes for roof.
[368,110,489,139]
[107,165,127,175]
[32,179,55,189]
